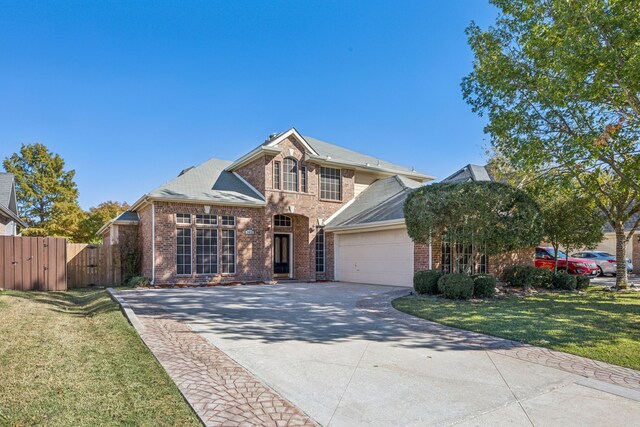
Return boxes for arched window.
[282,157,298,191]
[274,215,292,227]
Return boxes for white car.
[570,251,631,276]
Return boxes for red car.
[535,247,599,275]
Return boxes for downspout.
[428,235,433,270]
[151,202,156,285]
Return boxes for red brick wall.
[138,204,154,279]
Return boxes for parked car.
[535,247,599,275]
[571,251,633,276]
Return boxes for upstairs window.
[273,161,281,189]
[283,157,298,191]
[320,167,341,200]
[300,165,308,193]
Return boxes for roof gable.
[263,128,319,156]
[442,164,493,183]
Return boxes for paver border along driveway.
[113,283,640,427]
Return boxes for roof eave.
[325,218,406,234]
[306,155,435,182]
[0,204,28,228]
[225,146,282,171]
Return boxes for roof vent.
[179,166,195,176]
[265,132,280,143]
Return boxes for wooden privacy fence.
[67,243,121,288]
[0,236,67,291]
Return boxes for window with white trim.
[176,228,192,275]
[315,228,325,273]
[320,167,341,200]
[300,165,308,193]
[221,215,236,226]
[176,213,191,224]
[221,229,236,274]
[195,214,217,226]
[196,229,217,274]
[274,215,292,227]
[283,157,298,192]
[273,161,281,189]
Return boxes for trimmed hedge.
[575,275,590,290]
[552,273,577,290]
[504,265,553,289]
[413,270,443,295]
[471,274,497,298]
[437,274,474,300]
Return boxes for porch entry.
[273,233,292,278]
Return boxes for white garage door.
[335,228,414,287]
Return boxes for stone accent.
[119,296,317,426]
[488,246,535,278]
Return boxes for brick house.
[99,129,529,287]
[0,173,27,236]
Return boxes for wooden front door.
[274,234,291,277]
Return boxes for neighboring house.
[100,131,527,287]
[0,173,27,236]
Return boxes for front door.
[274,234,291,277]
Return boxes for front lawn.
[0,288,201,427]
[393,287,640,370]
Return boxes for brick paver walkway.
[124,304,317,427]
[359,289,640,391]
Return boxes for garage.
[334,227,414,287]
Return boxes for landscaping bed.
[393,286,640,370]
[0,288,201,426]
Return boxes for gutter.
[325,218,406,234]
[0,204,28,228]
[305,155,435,182]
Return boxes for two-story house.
[0,173,27,236]
[100,128,529,287]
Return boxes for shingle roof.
[303,136,432,179]
[441,164,493,183]
[146,158,265,206]
[326,175,423,230]
[115,211,139,222]
[0,173,15,211]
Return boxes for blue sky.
[0,1,497,209]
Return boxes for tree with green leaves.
[404,182,544,263]
[462,0,640,287]
[76,201,130,243]
[3,143,84,240]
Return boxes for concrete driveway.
[118,282,640,426]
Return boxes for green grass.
[0,288,201,427]
[393,287,640,370]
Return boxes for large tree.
[3,143,84,240]
[463,0,640,287]
[404,182,544,261]
[76,201,130,243]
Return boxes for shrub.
[552,273,577,290]
[504,265,553,289]
[437,274,474,300]
[413,270,442,294]
[127,276,151,287]
[575,275,590,290]
[471,274,497,298]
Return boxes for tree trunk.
[615,224,628,289]
[553,243,559,272]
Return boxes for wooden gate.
[67,243,121,288]
[0,236,67,291]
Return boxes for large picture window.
[315,228,325,273]
[283,157,298,191]
[176,228,192,275]
[320,167,341,200]
[221,229,236,274]
[196,229,218,274]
